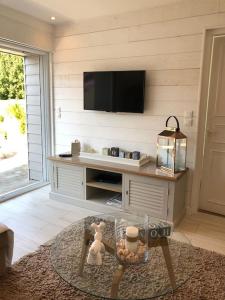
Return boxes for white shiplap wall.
[53,0,225,208]
[25,56,43,181]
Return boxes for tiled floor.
[176,211,225,255]
[0,185,98,262]
[0,185,225,262]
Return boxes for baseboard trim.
[49,192,121,214]
[199,209,225,219]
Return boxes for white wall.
[24,56,44,181]
[0,4,53,51]
[53,0,225,209]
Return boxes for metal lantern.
[156,116,187,174]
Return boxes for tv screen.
[83,71,145,113]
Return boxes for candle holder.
[115,214,149,265]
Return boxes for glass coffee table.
[51,213,194,300]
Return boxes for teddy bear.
[87,221,105,265]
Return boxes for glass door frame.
[0,39,53,203]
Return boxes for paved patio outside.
[0,141,31,195]
[0,102,35,195]
[0,163,30,195]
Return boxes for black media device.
[59,153,72,157]
[95,172,122,185]
[83,70,145,113]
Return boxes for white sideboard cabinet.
[124,175,169,219]
[48,156,187,225]
[51,163,85,199]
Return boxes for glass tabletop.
[51,213,194,300]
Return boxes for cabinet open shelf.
[86,180,122,193]
[86,189,122,209]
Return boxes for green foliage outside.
[0,52,25,100]
[0,52,26,142]
[0,115,7,141]
[0,129,7,141]
[8,103,26,134]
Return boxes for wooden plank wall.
[24,56,43,181]
[53,0,225,207]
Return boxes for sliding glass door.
[0,43,52,202]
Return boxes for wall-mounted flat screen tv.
[83,70,145,113]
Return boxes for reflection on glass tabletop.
[51,212,194,300]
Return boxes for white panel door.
[199,37,225,215]
[124,174,169,219]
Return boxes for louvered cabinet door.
[124,175,169,219]
[54,164,84,199]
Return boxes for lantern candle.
[125,226,139,253]
[156,115,187,174]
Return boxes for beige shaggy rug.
[0,243,225,300]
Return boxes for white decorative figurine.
[87,222,105,265]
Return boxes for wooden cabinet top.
[48,155,187,182]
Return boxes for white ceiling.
[0,0,181,24]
